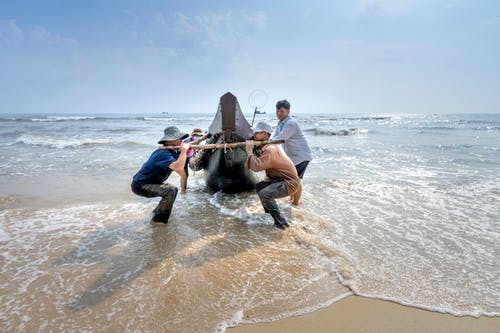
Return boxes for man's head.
[253,121,272,141]
[158,126,189,146]
[275,99,290,121]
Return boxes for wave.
[304,127,365,136]
[142,116,212,122]
[475,126,500,131]
[0,115,213,123]
[453,119,500,125]
[339,116,391,121]
[298,115,391,121]
[0,129,23,136]
[420,126,457,131]
[0,225,10,242]
[33,116,103,122]
[416,125,499,132]
[15,134,151,149]
[98,128,140,134]
[0,116,110,122]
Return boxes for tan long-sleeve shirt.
[247,145,301,195]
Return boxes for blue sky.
[1,0,499,114]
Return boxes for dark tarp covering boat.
[190,92,260,193]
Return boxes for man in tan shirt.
[246,122,302,229]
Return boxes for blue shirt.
[132,149,179,185]
[271,116,312,165]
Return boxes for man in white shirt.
[271,99,312,179]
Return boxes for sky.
[0,0,499,114]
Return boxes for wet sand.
[229,295,499,333]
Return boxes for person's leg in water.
[257,181,290,229]
[180,160,189,194]
[151,184,178,224]
[131,182,178,224]
[290,160,309,205]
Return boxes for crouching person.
[131,126,190,224]
[246,122,302,229]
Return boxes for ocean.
[0,112,499,332]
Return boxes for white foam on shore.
[0,200,156,330]
[234,292,353,327]
[1,178,498,332]
[215,310,244,333]
[304,152,500,318]
[0,223,11,242]
[353,292,500,318]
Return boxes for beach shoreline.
[228,295,499,333]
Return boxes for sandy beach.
[229,296,499,333]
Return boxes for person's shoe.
[150,220,168,225]
[270,211,290,229]
[274,221,288,229]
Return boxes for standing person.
[131,127,190,225]
[184,128,204,158]
[246,122,301,229]
[271,99,312,179]
[181,128,205,193]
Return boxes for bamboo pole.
[158,139,284,150]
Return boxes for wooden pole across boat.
[158,139,284,151]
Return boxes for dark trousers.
[295,160,309,179]
[256,180,290,228]
[131,182,178,223]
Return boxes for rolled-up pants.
[131,182,178,223]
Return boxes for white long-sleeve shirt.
[271,116,312,165]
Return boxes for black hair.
[275,99,290,110]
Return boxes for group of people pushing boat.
[131,99,312,229]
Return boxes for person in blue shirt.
[271,99,312,206]
[131,126,190,224]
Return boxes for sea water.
[0,112,499,332]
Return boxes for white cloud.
[358,0,423,16]
[171,10,268,49]
[31,26,78,47]
[247,11,268,30]
[481,17,500,26]
[0,20,79,49]
[0,21,87,80]
[0,19,24,44]
[445,0,461,8]
[153,12,168,25]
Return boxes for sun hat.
[191,128,204,136]
[253,122,272,135]
[158,126,189,144]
